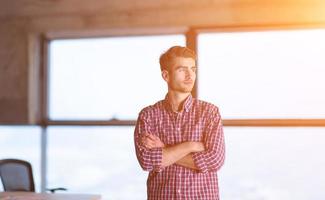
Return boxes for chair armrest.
[46,187,68,193]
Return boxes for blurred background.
[1,0,325,199]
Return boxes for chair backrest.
[0,159,35,192]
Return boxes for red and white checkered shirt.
[134,94,225,200]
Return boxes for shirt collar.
[164,93,193,113]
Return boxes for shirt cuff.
[150,147,163,172]
[192,152,208,173]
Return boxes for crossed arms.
[141,133,204,170]
[134,110,225,173]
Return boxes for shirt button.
[178,174,181,177]
[178,189,181,193]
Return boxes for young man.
[134,46,225,200]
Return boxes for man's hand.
[141,133,165,149]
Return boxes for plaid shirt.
[134,94,225,200]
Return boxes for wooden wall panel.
[0,21,29,123]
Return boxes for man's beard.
[170,83,194,93]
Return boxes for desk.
[0,192,101,200]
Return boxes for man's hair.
[159,46,197,71]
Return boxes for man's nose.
[185,69,190,75]
[185,69,194,78]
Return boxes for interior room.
[1,0,325,199]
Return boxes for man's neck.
[167,91,191,112]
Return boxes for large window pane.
[49,35,185,120]
[0,126,41,192]
[220,127,325,200]
[47,126,147,200]
[198,29,325,118]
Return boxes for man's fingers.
[142,133,154,141]
[141,136,155,147]
[144,140,155,149]
[141,137,148,147]
[145,136,156,143]
[146,134,157,140]
[142,134,159,143]
[141,133,165,148]
[142,133,159,139]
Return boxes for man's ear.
[162,70,169,82]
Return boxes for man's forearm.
[161,142,203,168]
[175,154,198,170]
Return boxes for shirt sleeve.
[134,110,163,172]
[192,107,225,173]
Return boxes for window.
[198,29,325,119]
[47,126,146,200]
[49,35,185,120]
[43,29,325,200]
[198,29,325,199]
[220,127,325,200]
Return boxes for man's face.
[163,57,197,93]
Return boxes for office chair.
[0,159,67,193]
[0,159,35,192]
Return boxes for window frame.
[193,23,325,126]
[42,28,191,126]
[37,24,325,191]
